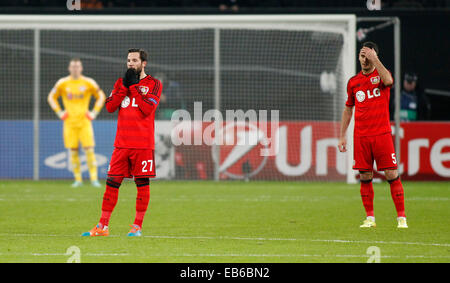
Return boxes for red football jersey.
[106,75,162,149]
[345,69,392,137]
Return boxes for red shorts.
[353,133,397,172]
[107,148,156,178]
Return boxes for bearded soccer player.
[338,42,407,229]
[82,48,162,237]
[48,58,106,188]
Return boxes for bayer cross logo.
[215,122,269,180]
[370,76,381,84]
[121,96,130,108]
[139,86,149,95]
[356,90,366,102]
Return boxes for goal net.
[0,15,356,182]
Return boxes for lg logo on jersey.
[121,87,147,108]
[121,96,138,108]
[356,88,381,103]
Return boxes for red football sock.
[134,178,150,228]
[388,177,406,217]
[99,177,122,227]
[360,179,374,217]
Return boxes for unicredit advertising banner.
[395,122,450,181]
[0,121,449,181]
[173,121,450,181]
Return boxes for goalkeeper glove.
[57,110,68,120]
[86,110,99,121]
[123,68,139,88]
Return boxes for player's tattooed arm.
[361,47,393,87]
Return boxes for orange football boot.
[81,224,109,237]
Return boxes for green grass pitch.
[0,180,448,263]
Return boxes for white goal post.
[0,15,356,183]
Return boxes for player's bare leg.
[69,148,83,187]
[83,146,100,187]
[385,169,407,228]
[359,171,376,228]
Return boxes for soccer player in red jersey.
[338,42,407,229]
[82,48,162,237]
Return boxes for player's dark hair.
[128,48,148,62]
[362,41,379,55]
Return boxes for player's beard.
[134,65,143,77]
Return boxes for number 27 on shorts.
[141,160,153,172]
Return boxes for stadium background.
[0,0,449,265]
[0,1,449,182]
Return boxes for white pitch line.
[309,238,450,247]
[0,233,448,248]
[0,252,129,256]
[142,234,450,248]
[144,253,450,259]
[0,252,449,260]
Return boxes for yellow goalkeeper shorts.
[63,121,95,149]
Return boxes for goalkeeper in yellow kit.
[47,58,106,187]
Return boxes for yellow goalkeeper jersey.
[48,75,105,125]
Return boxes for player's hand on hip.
[86,110,98,121]
[123,68,139,88]
[57,110,68,120]
[338,137,347,152]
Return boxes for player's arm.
[361,47,393,87]
[129,80,162,117]
[106,69,139,113]
[338,80,355,152]
[338,106,353,152]
[105,79,128,113]
[86,79,106,120]
[47,80,68,120]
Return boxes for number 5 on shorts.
[141,160,153,172]
[391,153,397,164]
